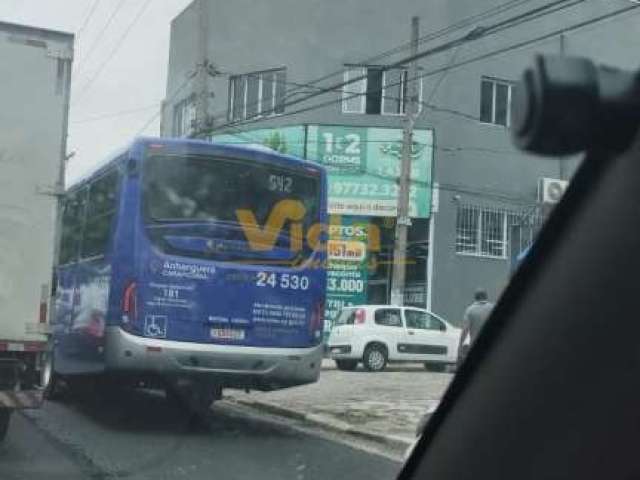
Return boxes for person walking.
[458,288,494,365]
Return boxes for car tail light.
[354,308,366,325]
[122,281,137,323]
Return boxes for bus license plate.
[210,328,245,340]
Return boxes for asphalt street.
[0,388,401,480]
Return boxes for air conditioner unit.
[538,177,569,204]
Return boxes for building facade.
[161,0,639,326]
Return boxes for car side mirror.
[439,323,447,332]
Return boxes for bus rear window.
[143,154,320,226]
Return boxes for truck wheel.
[0,409,11,441]
[363,344,387,372]
[335,359,358,371]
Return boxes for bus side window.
[59,190,87,265]
[81,170,119,259]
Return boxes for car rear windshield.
[143,154,320,227]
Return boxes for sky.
[0,0,192,182]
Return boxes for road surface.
[0,388,400,479]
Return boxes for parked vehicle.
[0,21,73,440]
[327,305,461,372]
[51,137,327,413]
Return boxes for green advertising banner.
[307,125,433,218]
[213,126,306,158]
[324,218,369,335]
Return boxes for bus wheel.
[0,409,12,441]
[166,382,221,415]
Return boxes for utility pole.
[195,0,210,137]
[390,16,419,306]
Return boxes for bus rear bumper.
[104,327,322,390]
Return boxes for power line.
[277,0,580,108]
[76,0,101,36]
[204,1,633,138]
[205,0,549,124]
[73,0,153,104]
[200,0,584,135]
[74,0,126,71]
[216,68,479,124]
[281,0,533,102]
[136,69,198,135]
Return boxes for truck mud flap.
[0,389,44,409]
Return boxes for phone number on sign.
[330,182,417,198]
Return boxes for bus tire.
[363,344,387,372]
[335,359,358,371]
[0,409,12,441]
[166,382,221,415]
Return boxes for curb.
[228,397,413,451]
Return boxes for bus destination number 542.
[256,272,310,290]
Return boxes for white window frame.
[455,204,511,259]
[173,96,196,137]
[229,69,286,121]
[344,66,421,116]
[342,67,366,114]
[480,77,514,127]
[381,69,405,116]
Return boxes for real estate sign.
[306,125,433,218]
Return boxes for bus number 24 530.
[256,272,310,290]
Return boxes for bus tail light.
[310,302,324,339]
[122,282,137,323]
[354,308,366,325]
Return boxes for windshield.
[3,1,638,479]
[143,154,320,226]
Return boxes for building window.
[342,66,418,115]
[228,68,286,121]
[479,78,513,127]
[455,204,511,258]
[173,95,196,137]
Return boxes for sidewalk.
[226,359,453,447]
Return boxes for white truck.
[0,21,73,440]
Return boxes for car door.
[372,307,404,360]
[428,313,460,363]
[401,309,450,362]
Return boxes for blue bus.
[52,137,327,410]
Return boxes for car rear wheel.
[363,345,387,372]
[335,359,358,371]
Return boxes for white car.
[327,305,461,372]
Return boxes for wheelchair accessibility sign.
[144,315,167,338]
